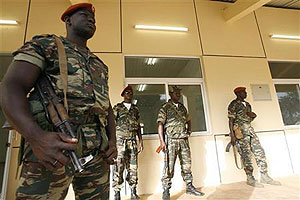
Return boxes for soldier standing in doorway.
[157,85,205,200]
[112,85,143,200]
[228,87,281,187]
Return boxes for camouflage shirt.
[13,34,110,157]
[228,99,253,126]
[157,100,190,139]
[113,102,140,138]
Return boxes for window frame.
[273,79,300,129]
[124,55,211,139]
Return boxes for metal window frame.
[124,55,211,139]
[273,79,300,129]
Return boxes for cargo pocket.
[80,123,101,154]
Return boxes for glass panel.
[125,56,202,78]
[0,54,12,193]
[275,84,300,126]
[170,85,207,132]
[131,84,166,134]
[269,62,300,79]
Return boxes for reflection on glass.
[269,62,300,79]
[131,84,166,134]
[125,56,202,78]
[170,85,207,132]
[275,84,300,126]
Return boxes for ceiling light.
[146,58,157,65]
[135,25,188,32]
[137,84,146,92]
[0,20,18,25]
[270,34,300,40]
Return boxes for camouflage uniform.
[228,99,268,176]
[157,99,193,190]
[13,34,110,199]
[112,102,140,192]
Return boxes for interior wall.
[195,1,265,57]
[0,0,28,53]
[122,0,202,56]
[255,7,300,61]
[202,56,284,134]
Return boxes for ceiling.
[211,0,300,10]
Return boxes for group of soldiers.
[0,2,281,200]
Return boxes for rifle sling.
[54,36,68,112]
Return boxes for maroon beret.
[234,87,246,93]
[61,3,95,22]
[121,85,133,96]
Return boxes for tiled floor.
[66,174,299,200]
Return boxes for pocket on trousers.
[80,123,101,151]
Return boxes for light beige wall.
[195,1,265,57]
[285,128,300,174]
[203,56,284,134]
[0,0,28,53]
[255,7,300,61]
[122,0,202,56]
[26,0,121,52]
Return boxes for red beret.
[234,87,246,93]
[61,3,95,22]
[121,85,133,96]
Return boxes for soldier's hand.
[28,130,78,171]
[246,112,257,119]
[104,141,117,165]
[160,142,167,153]
[139,140,144,153]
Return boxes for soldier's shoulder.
[114,102,123,108]
[31,34,56,42]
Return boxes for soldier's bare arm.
[0,61,77,170]
[158,122,166,152]
[104,102,117,164]
[228,117,236,145]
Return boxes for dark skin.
[229,90,256,145]
[0,8,117,170]
[123,90,143,152]
[158,90,191,152]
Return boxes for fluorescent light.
[270,34,300,40]
[137,84,146,92]
[0,20,18,25]
[135,25,188,32]
[146,58,157,65]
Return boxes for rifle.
[35,75,87,172]
[225,136,243,170]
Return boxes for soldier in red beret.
[0,3,117,199]
[228,87,281,187]
[112,85,143,200]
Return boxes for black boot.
[162,188,170,200]
[186,183,205,196]
[114,191,121,200]
[131,188,140,200]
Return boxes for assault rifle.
[36,75,86,172]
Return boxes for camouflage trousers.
[237,124,268,176]
[162,138,193,190]
[16,152,110,200]
[112,137,138,192]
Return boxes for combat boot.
[261,173,281,186]
[131,187,140,200]
[162,188,170,200]
[186,183,205,196]
[247,175,264,188]
[114,191,121,200]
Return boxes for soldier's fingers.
[54,152,70,166]
[57,132,78,144]
[57,141,77,151]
